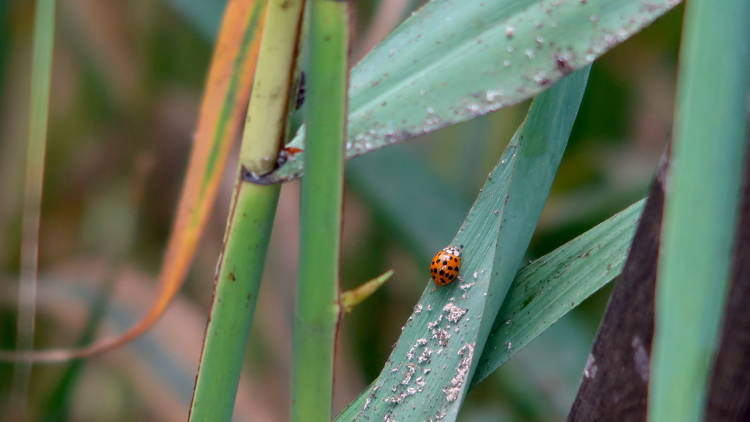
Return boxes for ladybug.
[430,246,462,286]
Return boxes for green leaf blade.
[473,199,645,384]
[260,0,679,183]
[650,0,750,420]
[337,67,589,422]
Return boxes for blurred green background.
[0,1,682,420]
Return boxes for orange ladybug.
[430,246,462,286]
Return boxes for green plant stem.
[13,0,55,412]
[240,0,305,175]
[649,1,750,421]
[291,1,349,420]
[189,182,280,422]
[190,1,305,420]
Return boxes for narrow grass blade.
[12,0,56,410]
[0,0,267,362]
[473,199,644,384]
[291,2,350,419]
[190,0,305,420]
[253,0,679,183]
[649,1,750,420]
[336,68,589,421]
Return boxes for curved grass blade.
[0,0,266,362]
[336,67,589,421]
[649,0,750,420]
[253,0,679,183]
[472,199,644,384]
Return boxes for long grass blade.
[11,0,56,412]
[189,0,305,420]
[253,0,679,184]
[472,199,644,384]
[649,1,750,420]
[291,1,350,420]
[336,67,589,421]
[0,0,266,362]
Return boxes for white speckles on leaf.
[418,348,433,364]
[442,343,475,402]
[385,363,423,404]
[432,328,451,347]
[442,302,468,323]
[533,71,548,84]
[401,363,417,385]
[485,89,503,102]
[266,0,680,184]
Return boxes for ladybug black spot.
[439,270,445,275]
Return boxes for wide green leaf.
[473,199,644,384]
[255,0,679,183]
[336,67,589,421]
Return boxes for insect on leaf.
[336,67,590,422]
